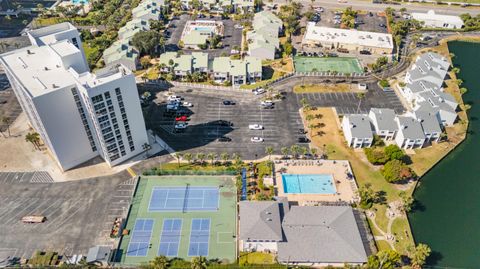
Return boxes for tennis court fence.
[142,169,238,176]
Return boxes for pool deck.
[274,160,360,205]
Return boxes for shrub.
[384,144,405,161]
[379,79,390,88]
[382,160,415,183]
[364,148,388,165]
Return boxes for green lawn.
[238,252,276,265]
[117,176,237,266]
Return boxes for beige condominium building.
[302,23,394,55]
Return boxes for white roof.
[412,10,464,26]
[0,45,77,97]
[304,23,394,50]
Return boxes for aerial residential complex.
[342,52,458,149]
[302,23,394,55]
[239,199,368,266]
[0,23,149,171]
[246,11,282,60]
[159,52,262,85]
[103,0,166,71]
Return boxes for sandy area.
[0,113,163,181]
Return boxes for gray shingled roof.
[414,111,442,134]
[369,108,397,132]
[239,201,283,241]
[277,206,367,264]
[406,80,439,94]
[346,114,373,139]
[396,116,425,140]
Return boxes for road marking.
[126,167,137,177]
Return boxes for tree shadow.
[262,66,275,80]
[410,199,426,213]
[426,251,443,266]
[374,190,387,205]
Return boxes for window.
[91,95,103,104]
[94,103,105,111]
[130,146,135,152]
[104,92,111,99]
[71,37,79,48]
[115,88,121,95]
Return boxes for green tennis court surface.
[294,57,364,74]
[117,176,237,265]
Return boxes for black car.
[298,129,307,134]
[217,136,232,142]
[298,137,311,143]
[359,50,371,55]
[223,100,235,105]
[327,53,338,57]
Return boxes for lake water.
[409,41,480,268]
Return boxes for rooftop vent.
[27,49,33,55]
[44,66,49,71]
[266,218,272,221]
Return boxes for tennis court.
[148,186,219,212]
[117,176,237,265]
[126,219,154,257]
[294,57,364,74]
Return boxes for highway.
[272,0,480,16]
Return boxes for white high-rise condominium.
[0,23,149,171]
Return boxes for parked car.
[175,115,188,122]
[251,137,264,142]
[253,88,265,95]
[261,100,274,107]
[166,103,179,111]
[230,49,240,54]
[182,102,193,107]
[379,23,386,28]
[298,128,307,134]
[327,53,338,57]
[358,83,367,90]
[234,24,243,29]
[223,100,235,105]
[217,136,232,142]
[167,95,182,102]
[359,50,371,55]
[175,123,187,129]
[218,120,234,127]
[249,124,264,130]
[298,137,311,143]
[337,48,349,53]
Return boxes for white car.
[358,83,367,90]
[175,123,187,129]
[253,88,265,95]
[167,95,181,102]
[234,24,243,29]
[251,137,264,142]
[249,124,264,130]
[230,49,240,54]
[261,100,274,106]
[166,103,179,111]
[182,101,193,107]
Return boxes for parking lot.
[165,14,243,58]
[145,81,404,159]
[293,86,405,115]
[146,91,306,159]
[0,87,22,133]
[0,173,135,266]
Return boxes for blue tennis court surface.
[188,218,210,256]
[158,219,183,256]
[148,186,219,212]
[126,219,154,257]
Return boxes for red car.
[175,115,188,122]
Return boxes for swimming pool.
[194,27,213,32]
[71,0,89,4]
[282,174,336,194]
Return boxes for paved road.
[280,0,480,16]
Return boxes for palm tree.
[149,256,169,269]
[281,147,289,159]
[265,146,274,160]
[1,115,10,137]
[305,114,315,122]
[356,92,365,113]
[300,146,308,156]
[25,132,40,150]
[290,145,300,159]
[173,152,183,168]
[310,147,318,157]
[196,152,206,164]
[207,152,216,165]
[191,256,207,269]
[220,152,229,164]
[183,153,193,164]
